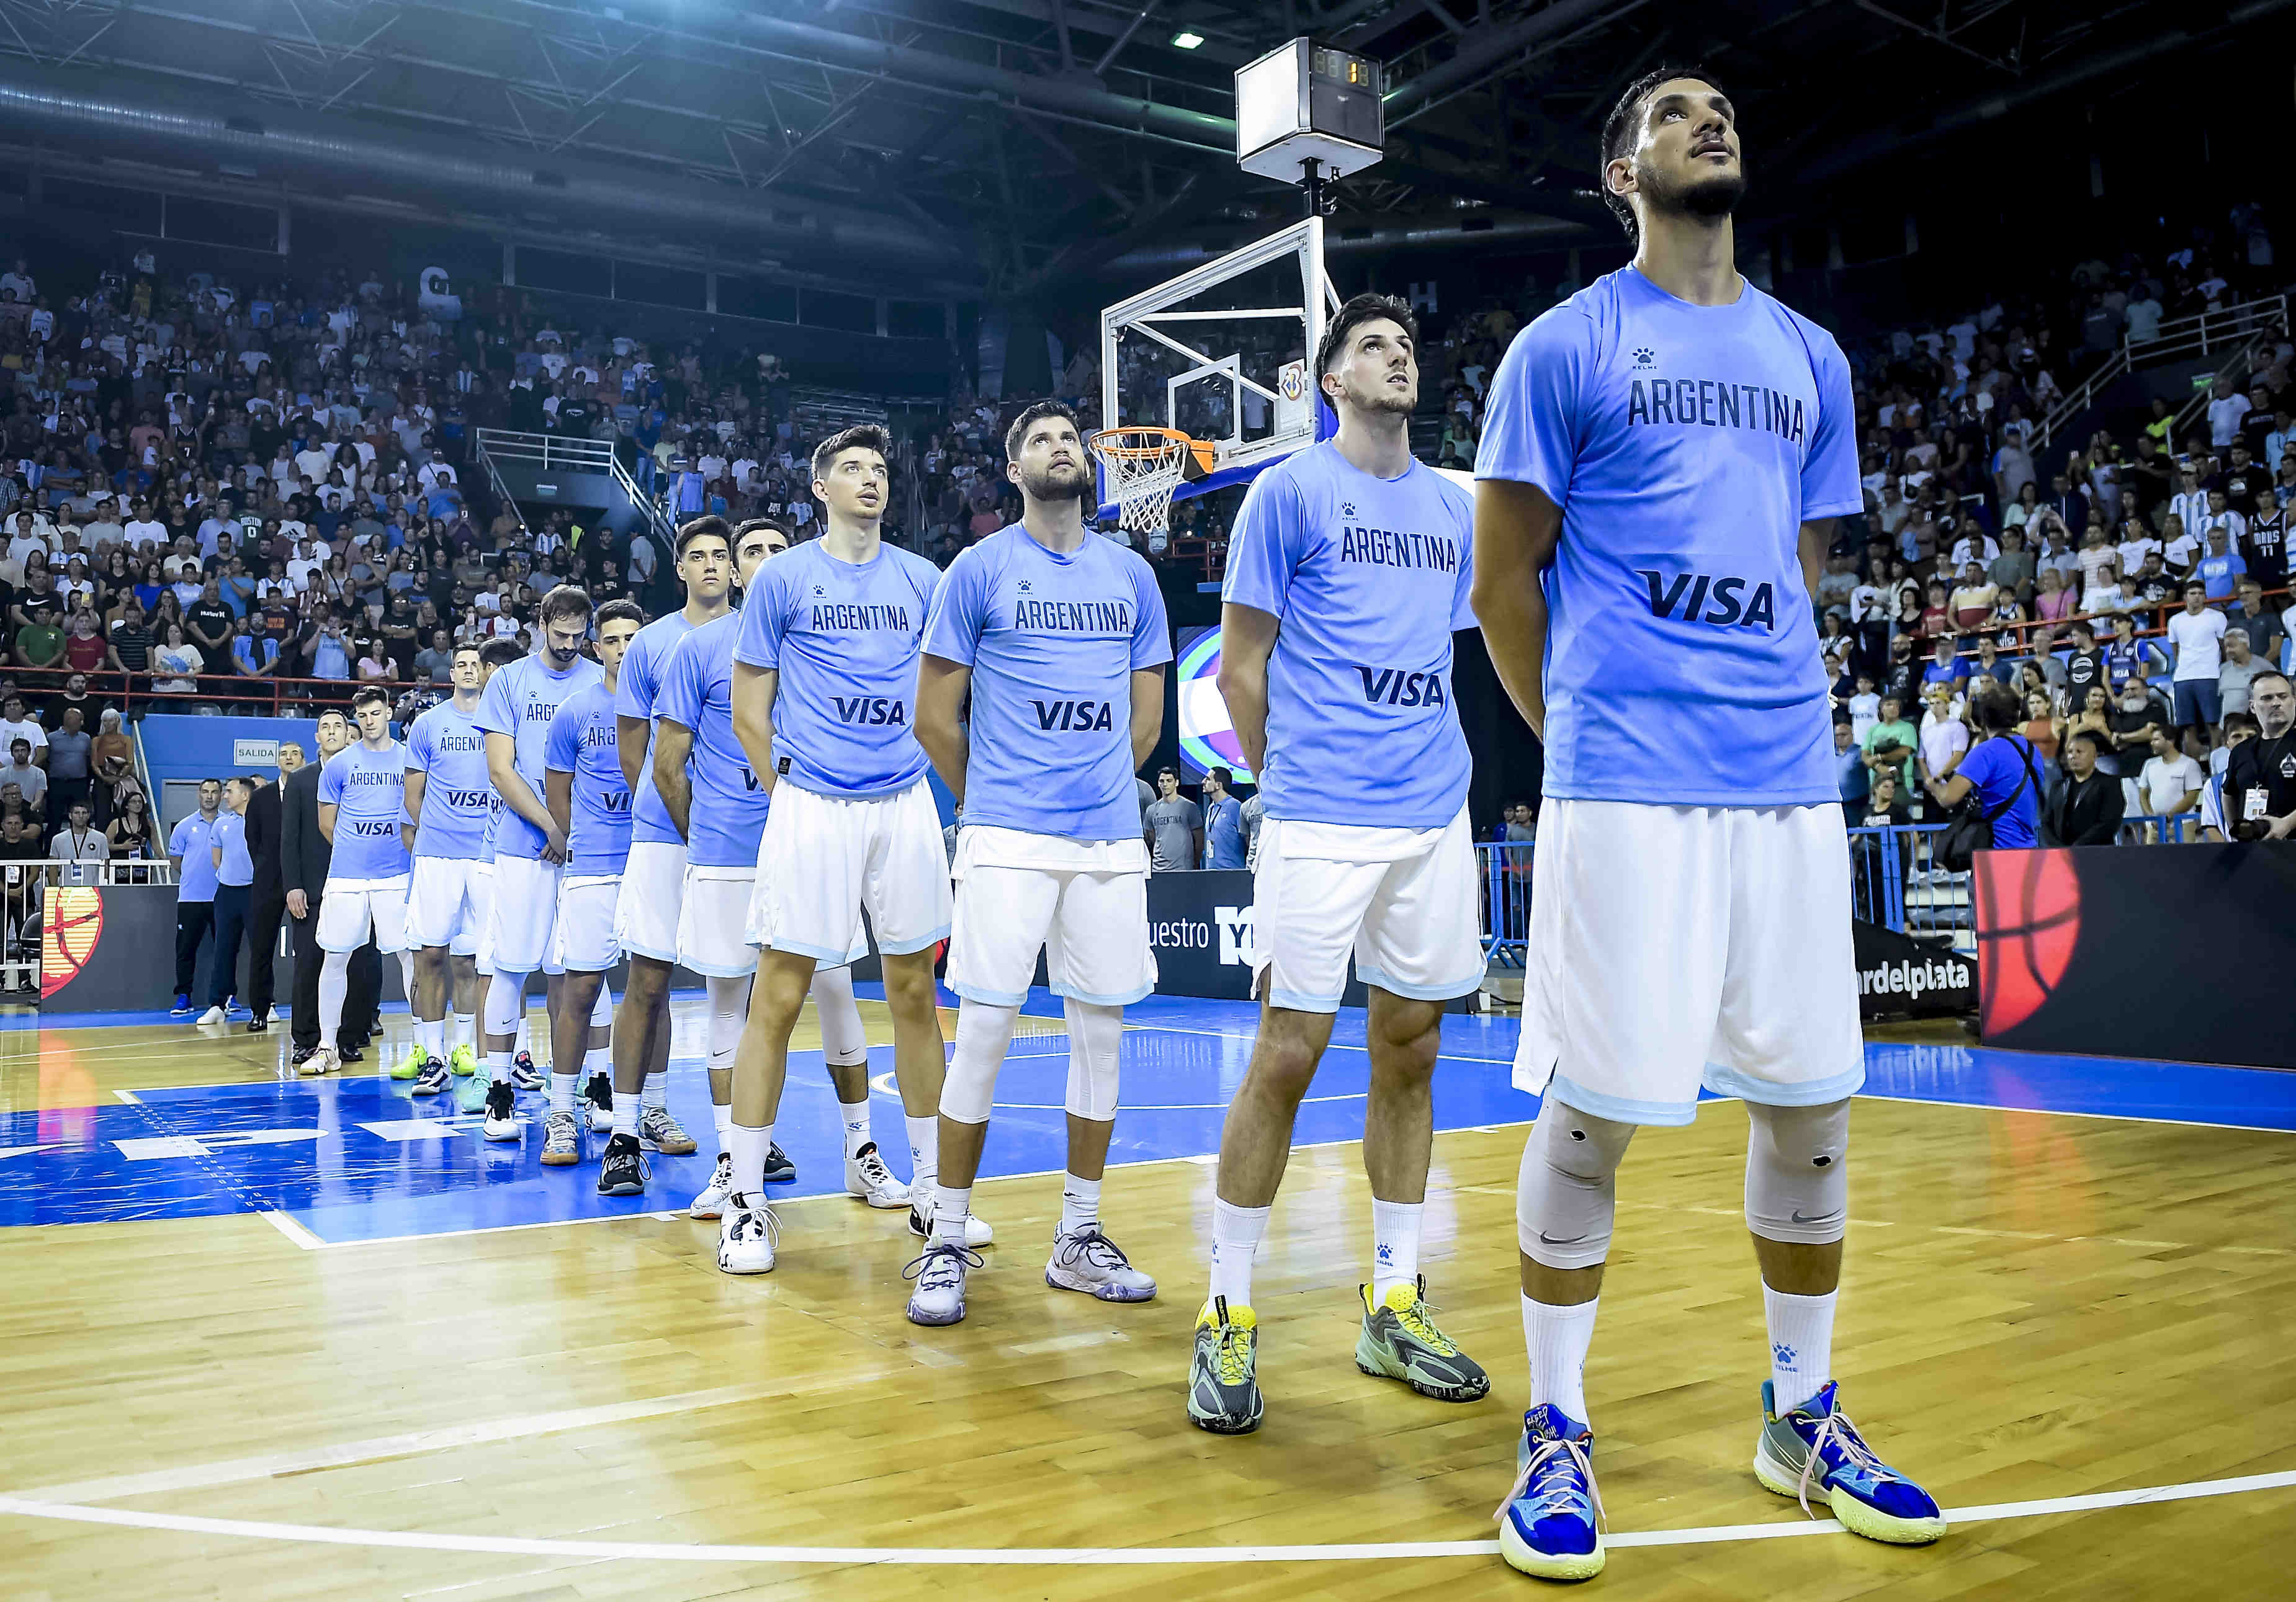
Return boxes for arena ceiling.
[0,0,2284,298]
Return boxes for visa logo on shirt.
[444,787,491,809]
[1353,666,1449,707]
[1638,568,1780,632]
[1032,699,1116,732]
[598,789,631,812]
[833,696,908,725]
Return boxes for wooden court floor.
[4,1005,2295,1601]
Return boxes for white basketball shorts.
[406,856,493,959]
[1249,805,1482,1013]
[686,861,866,978]
[615,839,686,964]
[750,779,951,962]
[1515,800,1865,1127]
[946,826,1155,1008]
[487,854,564,977]
[316,874,411,955]
[550,872,623,973]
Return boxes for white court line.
[2,1469,2291,1565]
[256,1210,325,1251]
[112,1088,142,1104]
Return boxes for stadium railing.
[7,666,414,717]
[2034,293,2288,452]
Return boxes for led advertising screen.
[1174,625,1255,784]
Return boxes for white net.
[1090,427,1192,535]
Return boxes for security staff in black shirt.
[2215,671,2296,841]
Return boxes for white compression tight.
[483,969,527,1042]
[1062,998,1123,1121]
[319,950,351,1049]
[810,964,868,1067]
[705,975,749,1099]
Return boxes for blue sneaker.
[169,993,194,1018]
[224,996,252,1019]
[1495,1403,1604,1581]
[1754,1380,1944,1545]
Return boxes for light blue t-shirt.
[656,612,768,867]
[169,813,220,902]
[2198,548,2246,601]
[212,810,253,887]
[1203,793,1246,867]
[318,740,413,880]
[921,524,1171,842]
[1474,266,1860,806]
[616,611,696,846]
[475,650,604,860]
[403,699,493,861]
[1221,441,1476,828]
[733,538,941,799]
[543,680,632,875]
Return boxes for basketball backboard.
[1097,215,1341,522]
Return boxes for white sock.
[1764,1286,1837,1414]
[932,1182,971,1247]
[1059,1173,1101,1238]
[730,1122,772,1201]
[712,1101,733,1140]
[416,1016,446,1061]
[1523,1294,1599,1426]
[613,1099,639,1139]
[1370,1197,1423,1301]
[642,1073,667,1111]
[905,1113,938,1191]
[549,1072,576,1112]
[453,1011,476,1054]
[1209,1198,1270,1309]
[841,1099,871,1160]
[487,1048,514,1085]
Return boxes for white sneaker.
[1046,1225,1158,1303]
[845,1142,910,1210]
[481,1080,522,1142]
[689,1151,735,1220]
[717,1196,778,1274]
[196,1005,226,1025]
[909,1192,994,1247]
[904,1242,977,1327]
[296,1045,339,1078]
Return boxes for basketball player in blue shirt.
[1472,71,1942,1582]
[477,586,605,1144]
[722,425,960,1276]
[1188,294,1489,1436]
[909,400,1170,1326]
[653,519,896,1217]
[542,600,644,1181]
[401,642,503,1100]
[308,686,416,1077]
[608,516,738,1163]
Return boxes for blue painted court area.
[7,989,2292,1242]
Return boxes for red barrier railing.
[2,666,420,717]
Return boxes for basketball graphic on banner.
[1175,627,1255,783]
[42,886,104,1000]
[1973,849,2081,1034]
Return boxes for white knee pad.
[1062,1000,1123,1122]
[810,964,868,1067]
[1517,1095,1637,1271]
[484,970,527,1037]
[941,1001,1018,1125]
[1744,1098,1850,1245]
[704,975,750,1071]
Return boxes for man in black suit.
[283,710,381,1065]
[240,744,299,1032]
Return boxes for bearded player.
[1472,70,1942,1581]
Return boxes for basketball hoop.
[1089,426,1196,536]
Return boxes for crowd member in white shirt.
[2137,729,2205,821]
[2205,378,2249,450]
[123,500,168,551]
[1916,685,1970,784]
[2116,518,2163,580]
[2165,583,2230,734]
[2160,513,2202,580]
[50,798,107,884]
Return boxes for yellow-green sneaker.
[1186,1296,1263,1434]
[388,1043,428,1080]
[1355,1279,1490,1402]
[448,1044,477,1076]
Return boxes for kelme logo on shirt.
[1031,698,1116,732]
[1353,666,1448,707]
[833,696,908,725]
[1638,568,1779,632]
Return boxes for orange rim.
[1089,426,1193,461]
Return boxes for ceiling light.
[1170,30,1204,49]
